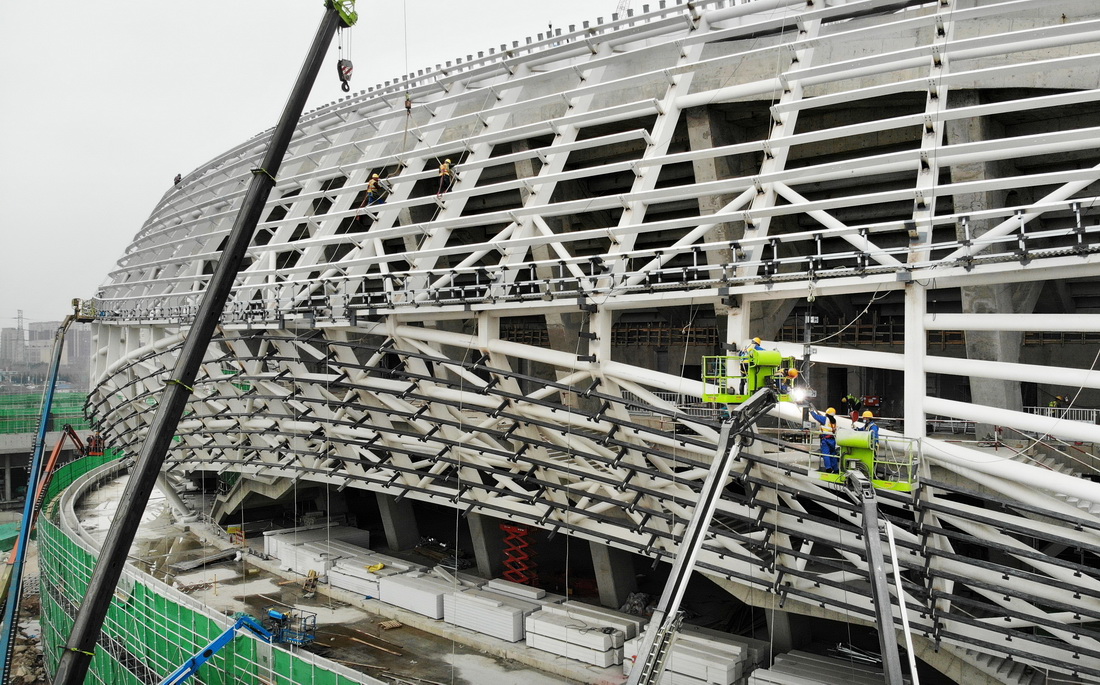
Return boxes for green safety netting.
[0,393,90,434]
[36,454,363,685]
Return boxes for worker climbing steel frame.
[71,1,1100,682]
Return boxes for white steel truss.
[87,1,1100,682]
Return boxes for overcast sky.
[0,0,613,325]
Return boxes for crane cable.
[337,23,353,93]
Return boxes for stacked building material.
[524,602,646,667]
[484,578,547,600]
[622,624,769,685]
[328,551,426,599]
[379,571,477,619]
[262,525,371,573]
[261,525,371,559]
[442,587,543,642]
[747,651,888,684]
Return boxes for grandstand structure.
[52,0,1100,682]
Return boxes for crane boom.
[627,388,777,685]
[52,3,357,683]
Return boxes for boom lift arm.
[0,425,87,614]
[0,301,95,682]
[158,614,274,685]
[627,388,777,685]
[846,469,906,684]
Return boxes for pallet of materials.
[525,629,625,668]
[747,651,889,685]
[622,623,763,685]
[328,552,426,599]
[544,601,647,639]
[442,587,543,642]
[262,525,371,559]
[524,603,643,667]
[484,578,547,600]
[379,571,465,619]
[276,541,341,574]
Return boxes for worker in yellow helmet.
[366,173,385,205]
[437,158,455,196]
[777,367,799,394]
[808,406,838,473]
[854,409,880,444]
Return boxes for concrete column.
[765,609,809,653]
[512,139,586,394]
[686,106,753,336]
[590,541,637,609]
[946,90,1042,437]
[155,473,196,521]
[468,513,506,579]
[375,492,419,551]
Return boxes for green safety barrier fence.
[36,455,364,684]
[0,393,90,435]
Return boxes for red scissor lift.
[500,524,538,585]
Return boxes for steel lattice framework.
[85,0,1100,682]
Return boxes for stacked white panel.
[328,552,426,599]
[623,624,766,685]
[525,632,625,669]
[378,572,462,619]
[524,602,644,667]
[748,651,888,685]
[442,588,542,642]
[484,578,547,600]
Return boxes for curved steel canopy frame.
[82,0,1100,681]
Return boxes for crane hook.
[337,58,353,92]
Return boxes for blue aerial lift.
[158,608,317,685]
[0,300,96,682]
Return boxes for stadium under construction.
[22,0,1100,683]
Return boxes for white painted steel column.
[904,281,927,439]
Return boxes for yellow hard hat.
[372,173,379,178]
[787,368,799,378]
[445,158,452,163]
[753,337,761,344]
[862,410,873,418]
[825,407,836,415]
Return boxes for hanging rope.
[337,26,353,92]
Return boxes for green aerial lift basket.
[819,428,918,492]
[702,350,795,404]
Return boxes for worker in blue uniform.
[808,406,839,472]
[853,410,880,444]
[738,337,765,394]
